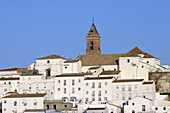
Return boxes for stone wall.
[149,72,170,93]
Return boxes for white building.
[28,55,67,77]
[19,71,55,100]
[2,93,47,113]
[0,77,19,99]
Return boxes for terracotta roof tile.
[84,77,113,80]
[87,107,106,110]
[0,77,19,81]
[36,54,67,60]
[143,81,154,85]
[24,109,48,112]
[3,93,46,98]
[64,60,79,63]
[88,66,100,70]
[99,71,120,75]
[77,47,158,66]
[0,68,26,73]
[112,79,144,83]
[56,73,92,77]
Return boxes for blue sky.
[0,0,170,69]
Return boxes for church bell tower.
[86,22,101,55]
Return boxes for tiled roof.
[77,54,124,66]
[3,93,46,98]
[56,73,92,77]
[36,54,67,60]
[142,81,154,85]
[64,60,79,63]
[99,71,120,75]
[21,74,42,76]
[0,68,26,73]
[0,77,19,81]
[6,92,19,95]
[87,107,106,110]
[88,22,99,35]
[88,66,100,70]
[112,79,144,83]
[24,109,48,112]
[77,47,158,66]
[84,77,113,80]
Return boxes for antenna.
[92,17,94,23]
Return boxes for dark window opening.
[46,105,49,109]
[53,105,56,110]
[127,59,130,63]
[90,41,94,50]
[47,60,50,63]
[46,70,51,76]
[142,105,146,111]
[132,110,135,113]
[64,105,67,108]
[163,107,166,110]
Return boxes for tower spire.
[88,20,99,35]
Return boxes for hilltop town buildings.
[0,22,170,113]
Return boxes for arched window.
[90,41,94,50]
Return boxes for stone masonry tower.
[86,22,101,55]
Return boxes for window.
[78,79,81,83]
[135,85,137,89]
[142,65,144,68]
[85,98,88,101]
[72,80,75,85]
[90,41,94,50]
[132,103,135,105]
[128,96,131,100]
[64,88,66,94]
[86,83,88,86]
[14,101,17,106]
[105,90,107,94]
[4,108,6,111]
[105,82,107,86]
[116,85,119,89]
[4,82,6,84]
[72,88,75,94]
[53,105,56,110]
[163,107,166,110]
[64,80,66,86]
[104,97,107,101]
[98,91,101,96]
[122,86,125,91]
[132,110,135,113]
[29,87,31,89]
[98,82,101,88]
[46,70,51,76]
[128,86,131,91]
[58,80,60,83]
[58,88,60,91]
[92,91,95,96]
[92,83,95,88]
[4,89,7,92]
[92,97,95,101]
[34,101,37,106]
[122,97,125,100]
[9,82,11,84]
[64,105,67,108]
[46,105,49,109]
[4,100,6,103]
[78,87,81,91]
[98,97,101,101]
[155,107,158,110]
[86,91,88,94]
[127,59,130,63]
[142,105,146,111]
[47,60,50,63]
[147,61,149,64]
[65,66,67,69]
